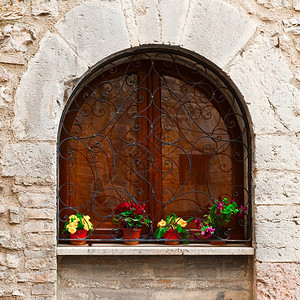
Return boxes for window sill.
[57,243,254,256]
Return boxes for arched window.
[58,49,251,243]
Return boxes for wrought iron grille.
[57,49,251,243]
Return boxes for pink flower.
[216,203,223,216]
[201,227,215,238]
[195,219,202,230]
[238,205,247,218]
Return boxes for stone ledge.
[57,244,254,256]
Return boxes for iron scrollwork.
[57,50,251,243]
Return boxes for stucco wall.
[0,0,299,299]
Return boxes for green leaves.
[186,217,193,223]
[204,198,242,229]
[113,210,151,229]
[155,227,167,239]
[176,224,183,233]
[154,212,192,244]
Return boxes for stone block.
[31,284,55,296]
[0,231,10,242]
[25,257,56,271]
[9,207,21,224]
[255,205,300,262]
[0,66,13,105]
[0,205,5,214]
[24,208,55,220]
[6,253,21,269]
[25,233,55,248]
[228,34,299,133]
[254,171,300,205]
[1,143,55,178]
[24,249,54,259]
[16,186,55,209]
[12,31,88,141]
[247,104,289,134]
[283,17,300,35]
[18,271,56,283]
[159,0,189,44]
[0,23,35,52]
[0,252,6,265]
[0,232,23,250]
[12,290,24,298]
[256,262,298,299]
[0,66,11,82]
[24,220,55,233]
[0,53,25,65]
[131,0,160,44]
[181,0,257,69]
[254,135,300,171]
[294,0,300,10]
[0,1,27,21]
[0,266,6,280]
[256,0,291,8]
[119,0,139,46]
[55,0,130,67]
[31,0,58,18]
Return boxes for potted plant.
[155,213,193,245]
[197,197,246,245]
[194,219,215,240]
[62,213,94,245]
[113,201,151,245]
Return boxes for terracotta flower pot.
[122,228,141,245]
[164,229,180,245]
[70,229,87,245]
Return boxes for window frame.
[57,47,252,244]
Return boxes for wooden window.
[58,51,250,242]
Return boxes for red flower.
[115,202,131,214]
[115,201,146,215]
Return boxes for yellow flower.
[176,218,187,228]
[157,219,166,228]
[83,217,93,231]
[68,227,77,234]
[69,215,79,222]
[66,223,77,234]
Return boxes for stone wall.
[58,256,253,300]
[0,0,299,299]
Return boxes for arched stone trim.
[12,0,259,142]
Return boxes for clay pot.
[70,229,87,245]
[164,229,180,245]
[122,228,141,245]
